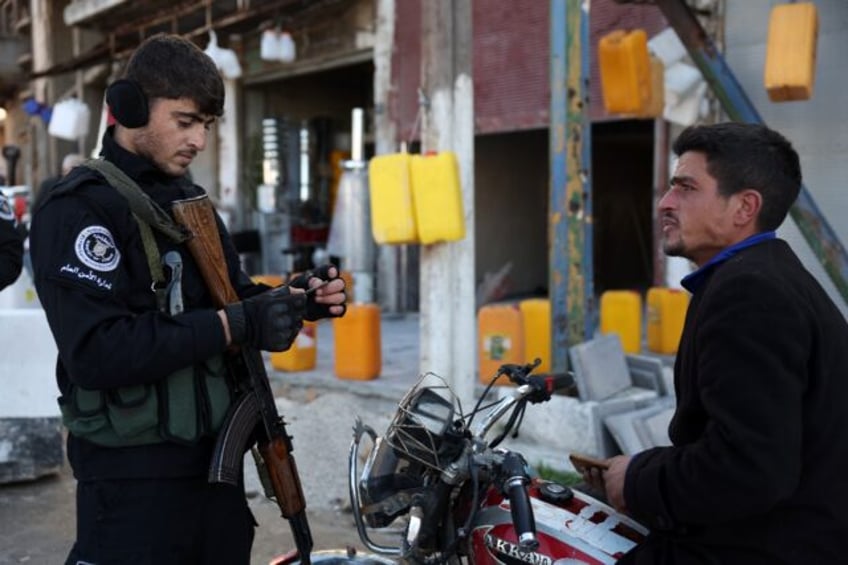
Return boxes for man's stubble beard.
[663,239,685,259]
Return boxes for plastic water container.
[333,303,381,380]
[598,29,651,114]
[639,55,665,118]
[48,98,91,141]
[765,2,818,102]
[410,152,466,244]
[369,152,418,244]
[271,321,317,372]
[519,298,550,373]
[599,290,642,354]
[646,287,689,354]
[478,302,524,385]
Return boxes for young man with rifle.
[29,34,346,565]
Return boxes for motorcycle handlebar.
[528,372,575,394]
[502,452,539,551]
[498,360,574,395]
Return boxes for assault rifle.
[172,194,313,564]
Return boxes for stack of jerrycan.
[599,288,689,356]
[477,298,551,385]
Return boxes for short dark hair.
[124,34,225,118]
[672,122,802,231]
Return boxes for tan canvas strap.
[81,159,190,312]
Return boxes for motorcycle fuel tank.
[469,480,648,565]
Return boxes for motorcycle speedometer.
[387,386,455,469]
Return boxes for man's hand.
[603,454,631,513]
[288,265,347,321]
[223,286,305,351]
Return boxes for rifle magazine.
[208,391,261,485]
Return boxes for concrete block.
[0,418,63,482]
[570,334,632,401]
[626,354,668,396]
[662,366,675,396]
[588,395,659,458]
[0,309,63,483]
[0,309,59,418]
[634,403,674,448]
[604,397,675,455]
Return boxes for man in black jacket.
[29,35,346,565]
[597,123,848,563]
[0,190,23,290]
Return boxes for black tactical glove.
[224,286,306,351]
[288,264,347,321]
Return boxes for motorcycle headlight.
[357,376,463,528]
[358,436,423,528]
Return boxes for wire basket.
[384,373,463,472]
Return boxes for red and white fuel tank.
[469,480,648,565]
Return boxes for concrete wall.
[724,0,848,317]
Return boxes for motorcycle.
[348,360,648,564]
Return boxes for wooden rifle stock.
[260,438,307,518]
[171,195,238,306]
[171,194,313,562]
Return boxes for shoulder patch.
[0,193,13,221]
[74,225,121,271]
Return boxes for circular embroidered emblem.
[0,194,13,221]
[74,225,120,271]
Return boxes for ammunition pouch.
[59,354,232,447]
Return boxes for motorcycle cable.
[465,373,506,431]
[466,359,539,430]
[488,398,528,449]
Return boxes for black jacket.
[622,239,848,564]
[29,130,265,481]
[0,192,23,290]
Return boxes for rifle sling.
[81,159,192,313]
[82,159,192,244]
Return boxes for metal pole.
[550,0,594,373]
[655,0,848,304]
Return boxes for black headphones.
[105,79,149,129]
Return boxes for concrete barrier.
[0,309,63,482]
[0,268,41,310]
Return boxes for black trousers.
[65,476,256,565]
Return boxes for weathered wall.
[724,0,848,317]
